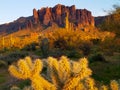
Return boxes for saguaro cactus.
[10,34,14,47]
[2,37,5,48]
[65,12,69,31]
[41,38,49,57]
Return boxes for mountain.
[33,4,94,26]
[0,4,95,34]
[94,16,107,26]
[0,16,34,34]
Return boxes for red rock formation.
[33,8,39,24]
[26,20,33,28]
[54,4,62,25]
[43,7,52,25]
[69,5,76,22]
[0,4,95,34]
[33,4,94,27]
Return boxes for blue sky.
[0,0,119,24]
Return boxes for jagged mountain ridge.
[33,4,94,26]
[0,4,102,34]
[0,16,34,34]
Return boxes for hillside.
[0,4,95,35]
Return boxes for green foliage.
[90,53,120,84]
[17,80,31,89]
[91,63,120,84]
[48,48,63,57]
[0,51,28,65]
[100,4,120,36]
[79,41,93,56]
[88,53,106,63]
[0,75,6,84]
[0,60,8,67]
[91,39,101,45]
[90,45,101,54]
[99,37,120,55]
[40,38,49,58]
[65,50,83,59]
[38,26,114,58]
[23,42,39,51]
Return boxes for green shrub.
[91,39,101,45]
[17,80,30,89]
[0,60,8,67]
[90,45,101,54]
[0,51,28,64]
[88,53,106,63]
[48,49,83,59]
[23,42,39,51]
[99,37,115,55]
[64,50,83,59]
[40,38,49,58]
[48,48,63,58]
[0,76,6,84]
[79,41,93,56]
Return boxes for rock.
[33,4,94,27]
[0,4,95,34]
[33,8,39,24]
[26,20,33,29]
[53,4,62,26]
[43,7,52,25]
[69,5,76,22]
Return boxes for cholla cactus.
[47,56,92,90]
[47,56,71,89]
[110,80,119,90]
[9,56,93,90]
[62,58,92,90]
[10,85,21,90]
[75,82,85,90]
[9,56,55,90]
[100,85,108,90]
[84,77,98,90]
[9,56,120,90]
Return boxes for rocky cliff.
[0,4,95,34]
[0,16,34,34]
[33,4,94,27]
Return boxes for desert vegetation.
[0,30,39,50]
[0,4,120,90]
[8,56,120,90]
